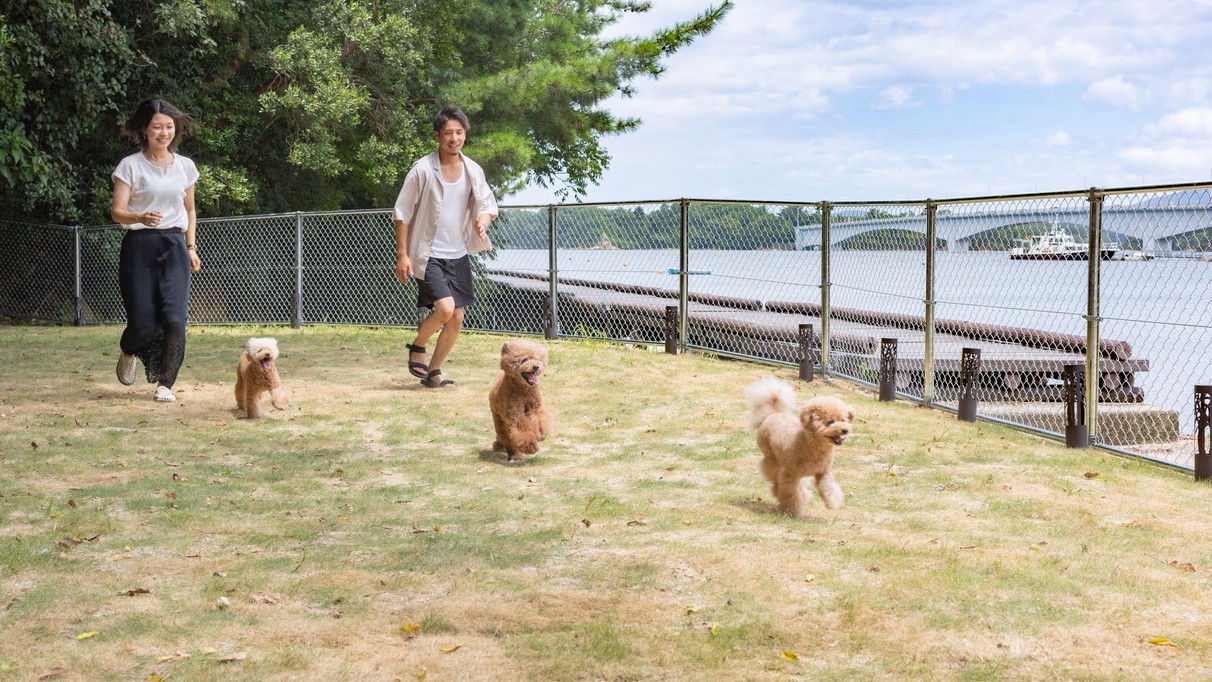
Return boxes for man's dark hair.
[123,99,197,152]
[433,105,470,133]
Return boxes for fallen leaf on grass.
[804,574,816,582]
[1083,471,1102,479]
[440,645,461,654]
[250,593,282,604]
[685,606,699,614]
[399,624,422,634]
[74,631,98,640]
[781,651,800,661]
[121,588,151,596]
[1168,560,1197,572]
[57,534,100,549]
[581,519,591,528]
[416,669,428,680]
[37,668,69,680]
[217,652,247,662]
[1148,637,1179,647]
[709,623,719,636]
[626,517,647,526]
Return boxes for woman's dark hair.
[432,105,470,133]
[123,99,197,152]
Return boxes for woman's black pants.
[118,229,191,388]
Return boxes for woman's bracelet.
[187,244,197,251]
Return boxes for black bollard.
[878,337,897,402]
[543,295,556,340]
[664,305,678,355]
[798,323,814,382]
[958,347,981,422]
[1063,364,1088,448]
[1196,386,1212,481]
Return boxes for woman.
[110,98,200,402]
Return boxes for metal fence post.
[798,323,814,382]
[292,211,303,328]
[958,347,980,422]
[819,202,831,379]
[73,225,83,326]
[547,204,559,338]
[923,200,937,404]
[1085,188,1103,443]
[879,337,898,401]
[664,305,678,355]
[1196,386,1212,481]
[1064,364,1089,448]
[677,199,689,353]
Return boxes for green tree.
[0,0,732,223]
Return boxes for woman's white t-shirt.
[111,152,199,231]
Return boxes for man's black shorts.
[417,255,475,310]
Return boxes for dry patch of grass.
[2,324,1212,680]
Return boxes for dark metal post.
[292,211,303,328]
[1196,386,1212,481]
[957,347,980,422]
[664,305,678,355]
[798,323,814,382]
[73,225,83,326]
[677,200,689,352]
[547,205,559,338]
[543,294,555,340]
[878,337,897,402]
[1085,188,1104,442]
[819,202,831,379]
[1063,364,1088,448]
[922,201,936,404]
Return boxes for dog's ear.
[846,407,855,423]
[500,342,511,355]
[802,404,820,426]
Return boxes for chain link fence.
[4,184,1211,469]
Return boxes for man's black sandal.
[420,368,454,388]
[406,343,428,378]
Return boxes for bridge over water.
[794,206,1212,252]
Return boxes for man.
[393,106,498,388]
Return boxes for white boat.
[1008,226,1118,261]
[1113,250,1155,261]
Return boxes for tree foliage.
[0,0,732,223]
[493,202,798,250]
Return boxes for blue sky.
[507,0,1212,205]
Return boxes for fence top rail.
[502,181,1212,212]
[1,219,76,231]
[14,181,1211,229]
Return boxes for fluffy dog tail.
[744,377,797,430]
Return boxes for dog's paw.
[491,440,504,451]
[518,440,539,455]
[270,388,290,410]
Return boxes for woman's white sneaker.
[117,353,137,385]
[154,385,176,402]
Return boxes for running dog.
[489,339,553,462]
[745,377,855,516]
[235,337,290,418]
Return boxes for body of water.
[492,249,1212,434]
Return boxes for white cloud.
[1045,131,1072,147]
[877,86,916,110]
[1142,108,1212,138]
[1083,76,1142,111]
[1119,108,1212,179]
[510,0,1212,204]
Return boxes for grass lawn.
[2,324,1211,681]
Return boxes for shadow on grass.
[477,448,544,467]
[727,495,833,524]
